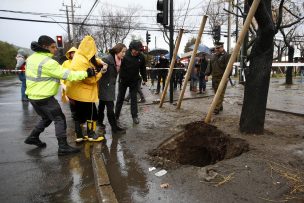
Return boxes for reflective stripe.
[26,75,60,83]
[26,57,60,83]
[62,69,71,80]
[37,57,51,78]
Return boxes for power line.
[80,0,99,26]
[0,15,216,35]
[0,9,213,19]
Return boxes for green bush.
[0,41,17,70]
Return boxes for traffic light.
[156,0,168,25]
[213,25,221,42]
[56,35,63,48]
[146,31,151,44]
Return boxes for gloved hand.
[86,67,96,77]
[100,63,108,73]
[95,64,103,72]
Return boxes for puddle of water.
[102,134,149,202]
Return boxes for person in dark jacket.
[115,40,147,124]
[98,43,127,134]
[198,54,208,94]
[205,42,230,114]
[155,54,169,94]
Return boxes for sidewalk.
[93,77,304,202]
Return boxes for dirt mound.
[149,121,249,167]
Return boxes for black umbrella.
[148,48,169,56]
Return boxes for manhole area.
[149,121,249,167]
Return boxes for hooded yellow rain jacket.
[62,46,77,69]
[66,36,103,102]
[61,47,78,103]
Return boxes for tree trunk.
[285,46,294,84]
[239,0,275,134]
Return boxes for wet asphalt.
[1,75,303,203]
[0,77,97,203]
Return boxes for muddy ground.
[113,88,304,203]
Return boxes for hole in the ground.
[149,121,249,167]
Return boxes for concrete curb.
[91,143,118,203]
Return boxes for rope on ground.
[214,172,235,187]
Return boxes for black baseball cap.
[214,41,224,48]
[129,40,143,51]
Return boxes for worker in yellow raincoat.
[66,36,107,142]
[61,47,77,103]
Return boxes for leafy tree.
[0,41,17,69]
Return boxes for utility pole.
[169,0,174,103]
[70,0,75,45]
[59,6,71,44]
[62,0,80,46]
[66,6,71,43]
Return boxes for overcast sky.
[0,0,220,53]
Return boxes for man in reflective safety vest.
[24,35,97,156]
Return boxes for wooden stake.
[204,0,261,123]
[159,29,184,108]
[176,15,208,109]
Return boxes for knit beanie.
[38,35,55,46]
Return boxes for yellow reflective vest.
[25,52,88,100]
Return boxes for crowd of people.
[21,34,232,156]
[23,35,147,156]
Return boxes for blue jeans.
[18,72,27,100]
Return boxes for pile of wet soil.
[149,121,249,168]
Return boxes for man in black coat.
[155,54,169,94]
[115,40,147,124]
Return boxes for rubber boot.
[87,120,104,142]
[24,129,46,148]
[75,121,85,143]
[108,114,126,135]
[57,137,80,156]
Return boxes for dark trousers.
[156,71,167,93]
[115,80,138,119]
[125,78,145,101]
[72,100,98,124]
[198,74,206,92]
[212,78,227,111]
[30,96,66,138]
[18,72,26,100]
[98,100,116,127]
